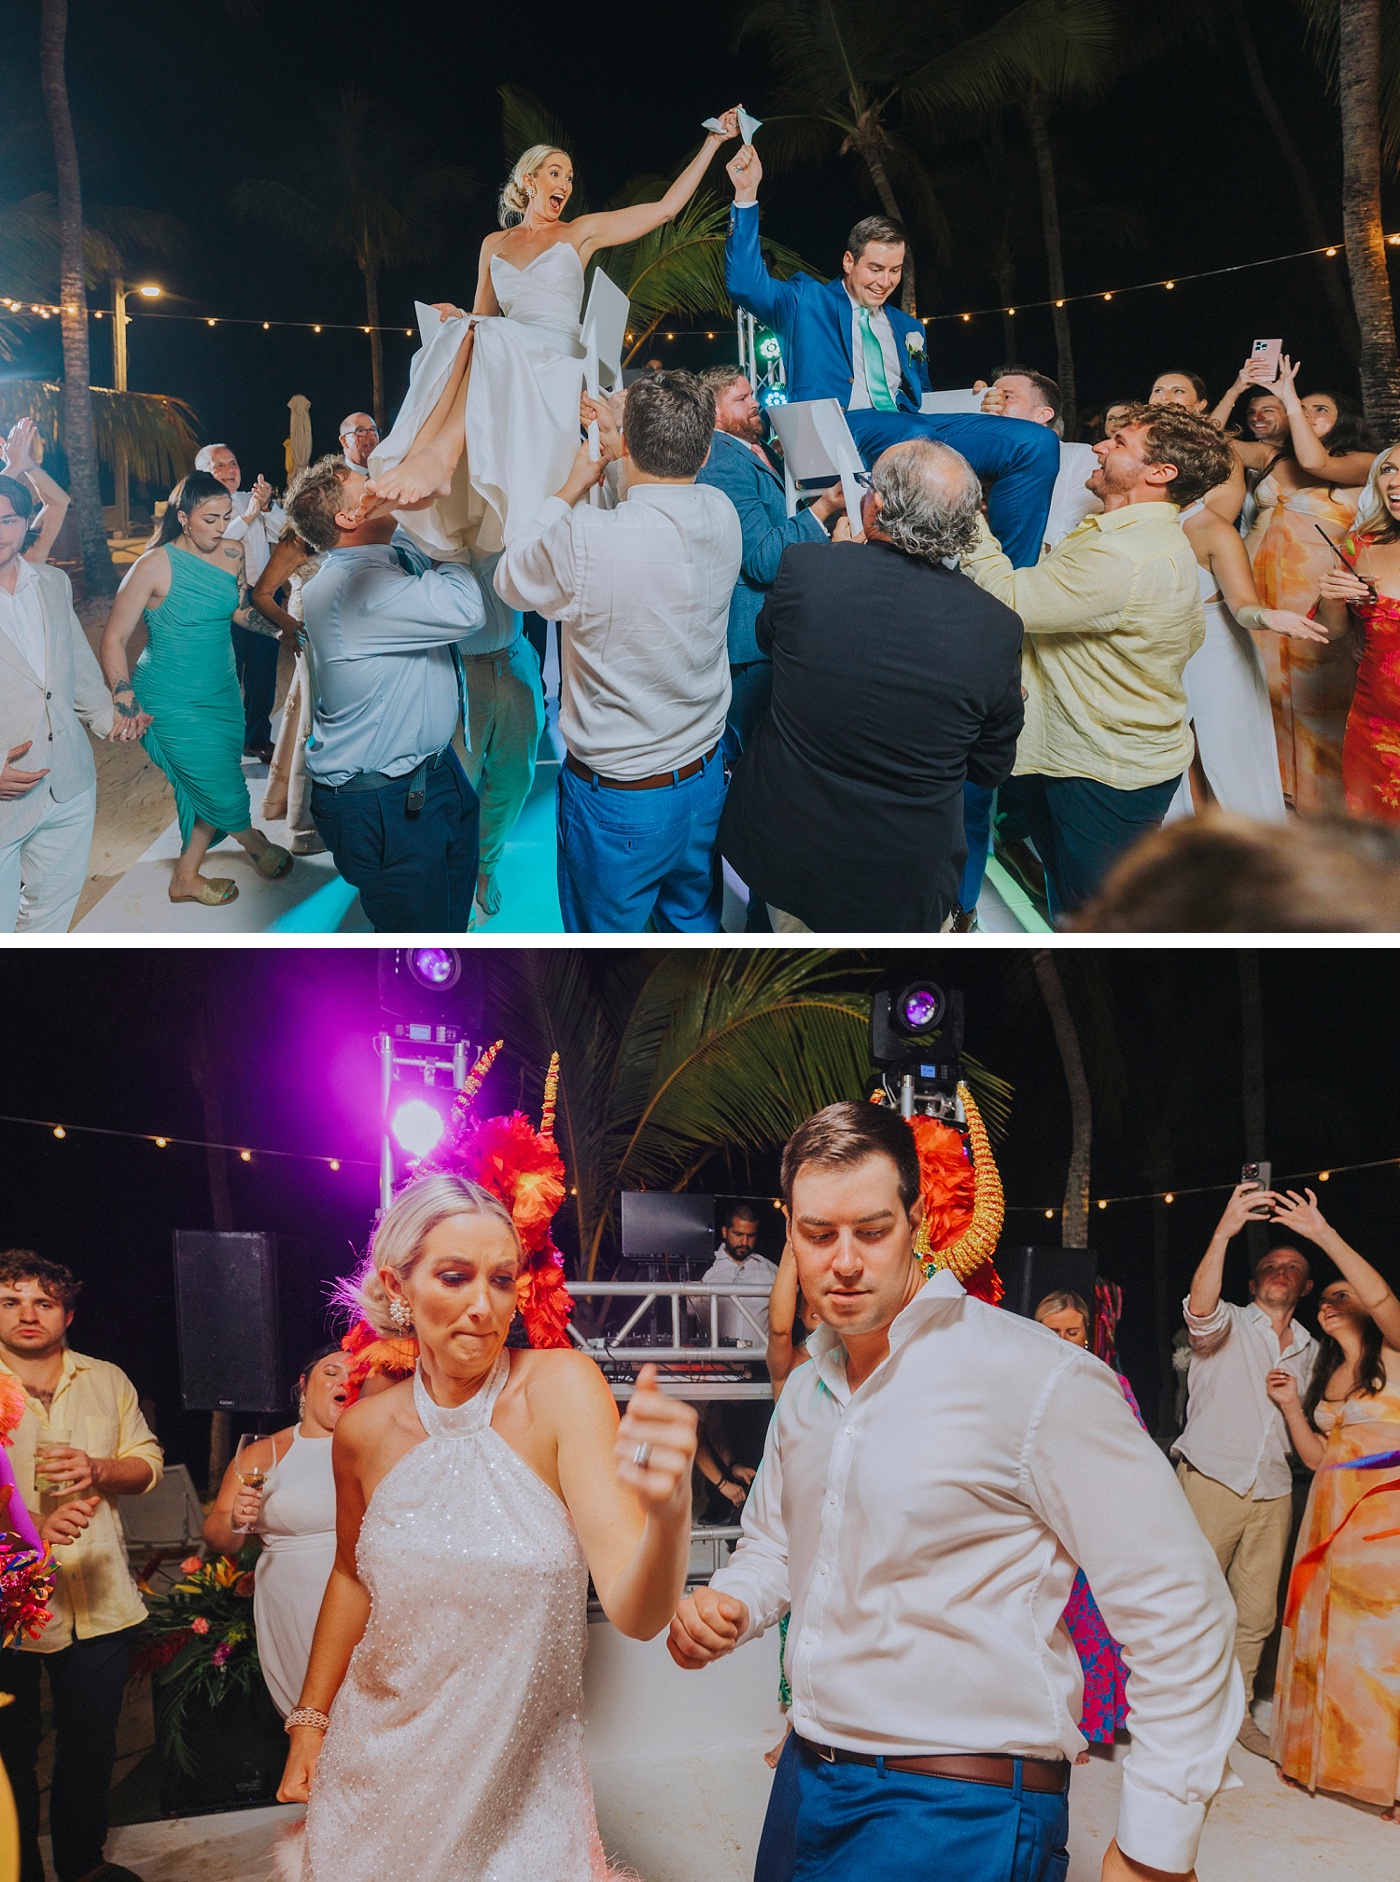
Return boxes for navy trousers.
[0,1625,140,1882]
[845,410,1060,571]
[755,1735,1070,1882]
[311,749,478,933]
[1018,771,1181,920]
[231,622,280,750]
[728,660,774,751]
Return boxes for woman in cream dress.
[365,113,742,558]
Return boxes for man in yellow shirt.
[961,405,1234,918]
[0,1251,162,1882]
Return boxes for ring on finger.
[632,1442,652,1470]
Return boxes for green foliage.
[134,1547,262,1775]
[0,194,184,359]
[0,380,199,486]
[603,191,816,329]
[498,85,592,219]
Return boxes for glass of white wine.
[232,1432,268,1535]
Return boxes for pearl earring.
[388,1296,413,1332]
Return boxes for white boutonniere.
[904,330,926,359]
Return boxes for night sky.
[0,2,1387,492]
[2,946,1395,1485]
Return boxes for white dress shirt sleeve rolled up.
[1173,1297,1314,1498]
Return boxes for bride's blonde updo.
[499,145,568,227]
[341,1173,523,1336]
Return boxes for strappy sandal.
[255,844,294,880]
[169,877,239,906]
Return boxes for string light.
[1097,1199,1107,1210]
[1164,1192,1175,1204]
[1044,1208,1054,1219]
[1319,1170,1330,1181]
[239,1149,252,1162]
[154,1136,168,1148]
[1164,280,1175,290]
[52,1126,65,1140]
[328,1158,340,1172]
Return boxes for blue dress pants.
[755,1735,1070,1882]
[231,621,280,749]
[845,410,1060,571]
[1018,772,1182,920]
[728,659,775,750]
[311,749,478,932]
[556,750,726,932]
[957,780,996,913]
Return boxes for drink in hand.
[233,1433,267,1534]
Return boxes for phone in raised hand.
[1249,338,1282,381]
[1241,1160,1272,1195]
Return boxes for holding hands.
[727,143,762,205]
[614,1364,698,1517]
[668,1584,749,1669]
[2,417,39,476]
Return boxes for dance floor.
[65,1690,1394,1881]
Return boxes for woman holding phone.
[1315,443,1400,820]
[1211,353,1376,814]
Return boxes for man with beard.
[694,367,845,750]
[960,404,1235,918]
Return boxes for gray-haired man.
[718,440,1024,933]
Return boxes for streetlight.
[111,279,161,537]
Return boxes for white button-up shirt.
[222,490,286,583]
[845,287,903,411]
[1173,1298,1316,1499]
[710,1271,1242,1875]
[494,484,741,780]
[0,555,45,682]
[301,539,507,785]
[691,1246,779,1345]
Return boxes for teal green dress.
[134,544,252,847]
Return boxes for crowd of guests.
[7,130,1400,930]
[0,1142,1397,1879]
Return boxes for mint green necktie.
[858,306,898,412]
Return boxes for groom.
[724,146,1059,568]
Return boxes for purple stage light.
[391,1098,446,1159]
[409,948,460,991]
[900,985,943,1030]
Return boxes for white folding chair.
[765,398,867,524]
[578,269,631,460]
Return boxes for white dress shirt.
[494,484,741,780]
[845,287,903,412]
[1043,441,1102,553]
[300,540,508,786]
[710,1271,1242,1874]
[0,557,45,682]
[691,1247,779,1345]
[1173,1298,1316,1499]
[223,491,286,583]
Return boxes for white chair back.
[764,398,867,522]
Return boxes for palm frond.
[902,0,1122,125]
[498,85,591,219]
[604,191,818,325]
[0,380,199,485]
[230,178,334,251]
[755,113,849,174]
[0,194,182,297]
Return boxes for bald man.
[339,412,379,477]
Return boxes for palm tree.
[484,950,1009,1284]
[0,379,198,488]
[37,0,114,593]
[234,93,477,428]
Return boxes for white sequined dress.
[301,1355,614,1881]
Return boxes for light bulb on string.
[52,1126,65,1140]
[154,1137,168,1148]
[240,1149,252,1163]
[1164,1192,1174,1204]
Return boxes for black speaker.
[619,1192,716,1262]
[998,1245,1098,1320]
[173,1232,286,1413]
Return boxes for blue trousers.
[728,659,774,750]
[1018,771,1181,920]
[231,622,280,749]
[846,410,1060,571]
[556,750,726,932]
[755,1735,1070,1882]
[958,781,995,912]
[311,748,478,933]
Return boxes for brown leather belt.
[563,743,720,791]
[799,1741,1070,1794]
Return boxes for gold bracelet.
[285,1706,331,1734]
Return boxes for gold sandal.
[170,877,239,906]
[255,844,293,880]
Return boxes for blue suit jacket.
[695,429,827,665]
[725,203,932,411]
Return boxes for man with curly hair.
[0,1249,162,1882]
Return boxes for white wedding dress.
[371,242,589,562]
[293,1355,618,1882]
[1166,501,1287,823]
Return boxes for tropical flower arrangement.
[132,1545,262,1772]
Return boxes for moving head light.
[870,976,965,1121]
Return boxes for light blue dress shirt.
[301,537,511,786]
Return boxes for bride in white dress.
[364,112,742,557]
[1165,498,1327,822]
[276,1174,698,1882]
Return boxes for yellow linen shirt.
[960,504,1204,790]
[1,1348,163,1651]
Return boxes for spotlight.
[869,972,964,1119]
[378,950,479,1041]
[409,948,460,991]
[392,1099,445,1159]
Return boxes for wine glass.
[232,1432,268,1535]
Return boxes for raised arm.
[1275,356,1377,486]
[556,1360,697,1641]
[1270,1188,1400,1349]
[722,145,803,336]
[1187,1183,1273,1328]
[571,113,736,258]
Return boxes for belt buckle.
[816,1742,835,1764]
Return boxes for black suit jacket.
[718,538,1024,932]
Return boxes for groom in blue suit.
[724,144,1058,569]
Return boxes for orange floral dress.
[1246,472,1361,813]
[1271,1387,1400,1808]
[1340,540,1400,819]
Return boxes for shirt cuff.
[1181,1296,1229,1336]
[732,199,759,210]
[1115,1769,1224,1875]
[707,1565,776,1648]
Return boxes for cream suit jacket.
[0,563,114,847]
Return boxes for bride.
[276,1173,698,1881]
[364,110,741,557]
